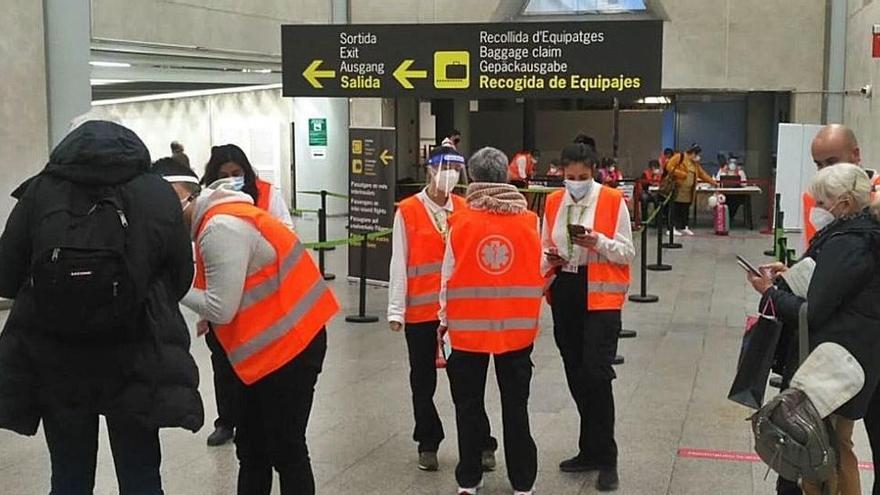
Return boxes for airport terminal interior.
[3,0,880,494]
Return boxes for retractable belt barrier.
[296,189,350,279]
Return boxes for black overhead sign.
[281,21,663,99]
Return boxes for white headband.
[162,175,200,185]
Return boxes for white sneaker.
[682,227,695,236]
[458,480,483,495]
[514,491,534,495]
[673,228,684,237]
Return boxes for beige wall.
[0,0,49,223]
[91,0,332,54]
[843,0,880,168]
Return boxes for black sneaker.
[596,468,619,491]
[206,425,234,447]
[418,451,439,472]
[558,455,600,473]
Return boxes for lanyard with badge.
[563,203,588,273]
[429,207,449,241]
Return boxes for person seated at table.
[640,160,664,225]
[601,159,624,188]
[715,157,747,220]
[508,149,537,189]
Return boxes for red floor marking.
[677,448,874,471]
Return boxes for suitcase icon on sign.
[434,51,470,89]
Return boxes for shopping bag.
[728,298,783,409]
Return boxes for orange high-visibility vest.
[194,202,340,385]
[398,194,467,324]
[507,153,535,182]
[544,187,631,310]
[803,192,817,247]
[445,208,544,355]
[255,178,273,211]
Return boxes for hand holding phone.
[567,224,587,237]
[736,255,763,278]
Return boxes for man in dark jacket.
[0,120,204,494]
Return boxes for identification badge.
[562,260,580,273]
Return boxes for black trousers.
[671,201,692,230]
[864,384,880,495]
[43,409,162,495]
[551,270,620,468]
[447,346,536,492]
[206,329,243,429]
[235,330,327,495]
[405,321,445,452]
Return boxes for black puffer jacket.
[765,210,880,419]
[0,121,204,435]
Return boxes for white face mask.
[564,179,592,200]
[809,207,836,231]
[433,169,460,194]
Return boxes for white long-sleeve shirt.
[540,182,635,276]
[387,190,455,325]
[266,185,295,230]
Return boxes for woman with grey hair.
[748,163,880,495]
[439,147,544,495]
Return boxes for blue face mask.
[229,176,246,191]
[564,179,592,200]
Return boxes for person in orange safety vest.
[439,147,544,495]
[198,143,295,447]
[387,146,498,472]
[542,142,635,492]
[163,168,339,495]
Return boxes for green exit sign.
[309,118,327,146]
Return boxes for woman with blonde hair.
[748,163,880,495]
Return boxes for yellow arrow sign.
[303,60,336,88]
[393,59,428,89]
[380,149,394,165]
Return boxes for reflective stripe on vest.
[239,241,306,311]
[400,194,466,323]
[543,187,630,311]
[229,276,330,365]
[445,208,544,354]
[448,318,540,332]
[446,286,545,300]
[194,202,340,385]
[407,261,442,277]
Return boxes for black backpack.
[29,180,139,341]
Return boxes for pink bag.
[714,204,729,236]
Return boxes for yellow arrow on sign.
[380,149,394,165]
[393,59,428,89]
[303,60,336,88]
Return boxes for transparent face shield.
[427,153,468,192]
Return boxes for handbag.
[750,303,838,485]
[728,297,783,409]
[657,153,683,197]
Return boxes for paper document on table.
[780,258,815,299]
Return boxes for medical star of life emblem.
[477,235,514,275]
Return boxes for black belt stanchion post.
[315,202,336,281]
[629,224,659,303]
[765,192,782,257]
[346,234,379,323]
[663,199,683,249]
[648,201,672,271]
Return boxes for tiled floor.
[0,217,874,494]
